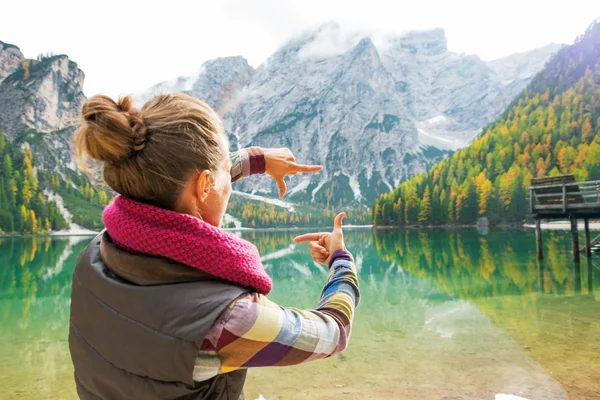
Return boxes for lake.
[0,229,599,400]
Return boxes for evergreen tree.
[418,187,431,223]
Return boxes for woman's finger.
[292,163,323,173]
[311,253,328,263]
[310,250,328,259]
[314,257,328,265]
[293,232,328,243]
[318,235,328,247]
[333,212,346,231]
[309,241,327,253]
[310,250,324,259]
[276,177,287,198]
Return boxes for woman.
[68,93,360,400]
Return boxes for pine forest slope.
[373,21,600,226]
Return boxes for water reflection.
[371,228,600,400]
[0,236,91,399]
[371,229,599,298]
[0,230,598,399]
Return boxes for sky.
[1,0,599,98]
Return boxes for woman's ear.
[195,170,212,203]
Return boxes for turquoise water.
[0,229,599,399]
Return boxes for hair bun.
[131,121,148,152]
[75,95,148,164]
[116,95,134,114]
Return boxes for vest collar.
[99,231,216,286]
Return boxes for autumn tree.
[418,187,431,223]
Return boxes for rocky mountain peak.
[137,56,254,114]
[188,56,254,113]
[389,28,448,56]
[338,37,392,101]
[351,37,379,60]
[0,53,85,139]
[0,41,24,84]
[202,56,252,72]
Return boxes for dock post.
[537,260,545,294]
[573,260,582,294]
[588,259,594,294]
[584,218,591,258]
[571,217,580,263]
[535,219,543,261]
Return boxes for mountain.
[0,41,23,82]
[0,55,85,139]
[0,26,560,233]
[487,44,564,84]
[140,24,560,208]
[0,43,110,234]
[373,20,600,226]
[137,56,254,117]
[0,43,87,172]
[380,30,561,145]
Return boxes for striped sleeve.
[230,147,266,183]
[198,250,359,375]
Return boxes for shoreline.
[223,224,374,232]
[0,225,375,238]
[6,221,598,238]
[0,231,99,238]
[373,221,600,231]
[523,221,600,231]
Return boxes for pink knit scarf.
[102,195,272,295]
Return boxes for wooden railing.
[580,233,600,255]
[529,180,600,214]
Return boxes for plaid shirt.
[195,250,359,381]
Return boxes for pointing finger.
[293,232,328,243]
[292,163,324,173]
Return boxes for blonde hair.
[73,93,227,210]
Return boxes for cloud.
[1,0,598,97]
[296,22,364,61]
[132,65,206,107]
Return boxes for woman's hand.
[263,148,323,198]
[293,212,347,265]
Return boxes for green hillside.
[0,131,110,234]
[373,21,600,226]
[0,133,67,234]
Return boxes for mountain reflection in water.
[0,229,598,399]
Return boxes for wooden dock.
[529,176,600,262]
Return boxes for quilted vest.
[69,232,249,399]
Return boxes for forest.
[225,195,371,228]
[373,21,600,226]
[0,134,67,234]
[0,132,110,234]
